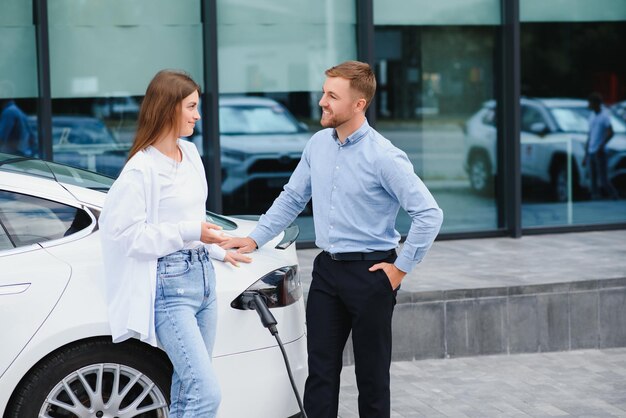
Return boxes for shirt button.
[335,166,339,170]
[330,225,334,229]
[331,244,334,248]
[331,206,335,210]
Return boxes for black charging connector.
[243,291,308,418]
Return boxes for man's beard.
[320,111,348,128]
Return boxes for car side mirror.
[529,122,549,136]
[298,122,309,132]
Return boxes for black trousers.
[303,251,397,418]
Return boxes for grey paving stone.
[570,291,600,349]
[599,288,626,348]
[509,295,540,353]
[339,348,626,418]
[537,293,570,352]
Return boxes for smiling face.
[318,76,365,130]
[178,90,201,138]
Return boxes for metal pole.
[33,0,53,161]
[201,0,222,213]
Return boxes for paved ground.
[338,348,626,418]
[294,229,626,417]
[296,229,626,294]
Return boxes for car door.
[0,190,81,378]
[520,104,548,179]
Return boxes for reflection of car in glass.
[612,100,626,123]
[0,154,307,418]
[463,98,626,200]
[28,116,128,177]
[92,95,140,120]
[191,96,310,213]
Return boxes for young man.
[584,92,619,200]
[222,61,443,417]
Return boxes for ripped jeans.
[155,246,221,418]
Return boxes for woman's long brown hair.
[127,70,201,161]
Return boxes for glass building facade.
[1,0,625,244]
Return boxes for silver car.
[463,98,626,200]
[212,96,310,213]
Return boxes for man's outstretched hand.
[220,236,258,253]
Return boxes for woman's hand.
[200,222,228,244]
[223,251,253,267]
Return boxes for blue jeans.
[155,246,221,418]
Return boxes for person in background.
[99,70,251,417]
[0,99,36,156]
[584,92,619,200]
[221,60,443,418]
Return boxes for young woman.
[100,69,250,417]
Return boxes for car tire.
[469,152,493,195]
[552,161,581,202]
[5,338,172,418]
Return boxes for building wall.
[1,0,625,242]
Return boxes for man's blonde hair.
[325,61,376,110]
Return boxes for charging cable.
[243,292,308,418]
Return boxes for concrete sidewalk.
[339,348,626,417]
[295,230,626,363]
[296,230,626,294]
[295,230,626,416]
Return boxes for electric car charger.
[241,291,308,418]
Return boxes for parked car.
[463,98,626,200]
[92,95,140,120]
[28,115,129,177]
[612,100,626,123]
[191,96,310,213]
[0,154,307,418]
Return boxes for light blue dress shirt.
[587,109,612,154]
[249,119,443,274]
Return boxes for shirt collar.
[332,119,370,147]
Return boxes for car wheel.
[553,164,568,202]
[469,153,493,195]
[6,338,172,418]
[552,162,582,202]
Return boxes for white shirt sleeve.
[206,243,226,261]
[100,168,200,261]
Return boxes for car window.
[0,155,114,191]
[608,112,626,133]
[521,106,546,132]
[550,108,589,133]
[0,191,93,248]
[0,154,57,180]
[206,211,237,231]
[565,107,626,133]
[49,163,115,190]
[0,225,13,251]
[220,105,300,134]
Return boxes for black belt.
[324,249,396,261]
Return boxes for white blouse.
[99,139,225,346]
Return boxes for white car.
[0,154,307,418]
[463,98,626,200]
